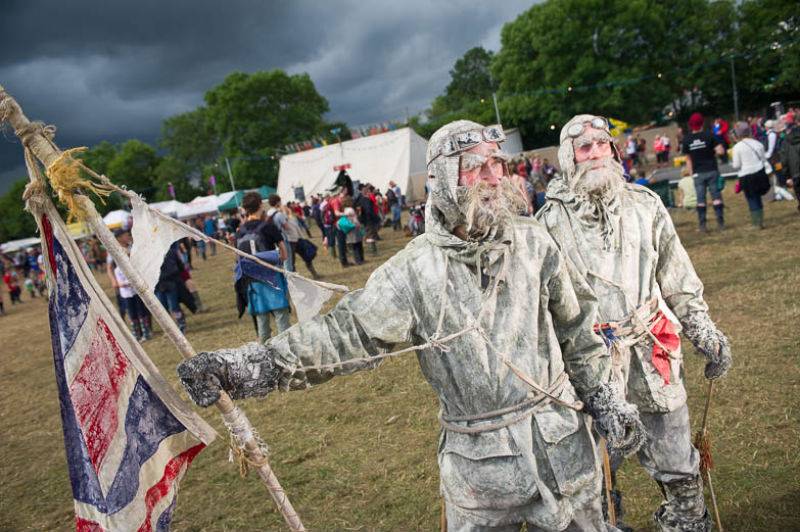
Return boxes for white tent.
[103,209,133,229]
[178,195,220,220]
[0,237,41,253]
[150,200,183,218]
[277,127,429,202]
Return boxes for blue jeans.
[693,170,722,206]
[155,286,180,313]
[335,226,348,265]
[745,192,763,212]
[391,204,402,224]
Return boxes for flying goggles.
[428,124,506,166]
[566,116,610,138]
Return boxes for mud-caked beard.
[456,178,526,241]
[570,157,626,199]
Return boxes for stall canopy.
[103,209,133,229]
[0,237,42,253]
[216,190,243,212]
[277,127,429,202]
[178,195,220,220]
[257,185,276,199]
[150,200,183,218]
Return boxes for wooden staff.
[693,380,723,532]
[600,439,616,527]
[0,85,305,532]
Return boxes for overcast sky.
[0,0,535,195]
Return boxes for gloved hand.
[177,342,281,407]
[584,384,646,457]
[680,312,732,380]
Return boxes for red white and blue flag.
[35,202,215,532]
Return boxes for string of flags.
[276,122,401,157]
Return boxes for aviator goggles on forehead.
[566,116,610,138]
[428,124,506,166]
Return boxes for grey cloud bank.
[0,0,533,194]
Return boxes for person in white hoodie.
[731,121,771,230]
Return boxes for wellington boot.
[368,241,378,256]
[328,246,337,259]
[193,291,210,313]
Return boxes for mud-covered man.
[178,120,644,532]
[537,115,732,532]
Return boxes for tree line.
[1,0,796,242]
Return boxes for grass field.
[1,190,799,531]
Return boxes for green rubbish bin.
[645,180,674,208]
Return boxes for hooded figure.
[178,120,644,532]
[537,115,733,532]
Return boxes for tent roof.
[103,209,132,229]
[150,200,183,217]
[1,237,42,253]
[217,190,244,211]
[179,196,219,219]
[277,127,428,201]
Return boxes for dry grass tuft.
[1,193,799,531]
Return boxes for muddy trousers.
[606,404,709,532]
[445,496,617,532]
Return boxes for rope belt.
[438,372,571,435]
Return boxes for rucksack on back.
[323,203,335,225]
[237,220,272,255]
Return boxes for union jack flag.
[35,202,215,532]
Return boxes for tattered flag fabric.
[33,200,215,532]
[130,196,194,294]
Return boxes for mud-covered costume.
[537,115,732,532]
[179,121,644,531]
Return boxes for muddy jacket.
[267,212,609,529]
[537,179,708,413]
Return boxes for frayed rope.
[45,147,112,222]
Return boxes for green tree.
[491,0,738,146]
[0,179,39,242]
[77,140,117,177]
[152,157,199,202]
[106,139,159,198]
[203,70,330,189]
[735,0,800,111]
[159,107,221,175]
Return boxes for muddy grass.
[1,191,798,531]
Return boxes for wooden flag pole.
[0,85,306,532]
[600,439,616,527]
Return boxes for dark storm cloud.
[0,0,534,194]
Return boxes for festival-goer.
[682,113,726,232]
[537,114,733,532]
[234,192,290,343]
[731,122,771,230]
[386,180,402,231]
[267,195,293,272]
[712,117,730,164]
[778,112,800,211]
[340,196,365,265]
[178,120,645,532]
[284,204,320,279]
[676,168,697,210]
[112,229,151,342]
[3,261,21,304]
[355,183,381,256]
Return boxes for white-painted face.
[572,126,614,164]
[458,142,506,187]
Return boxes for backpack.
[236,220,273,255]
[323,202,335,225]
[385,188,397,205]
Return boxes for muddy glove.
[584,383,646,457]
[680,312,732,380]
[177,342,281,407]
